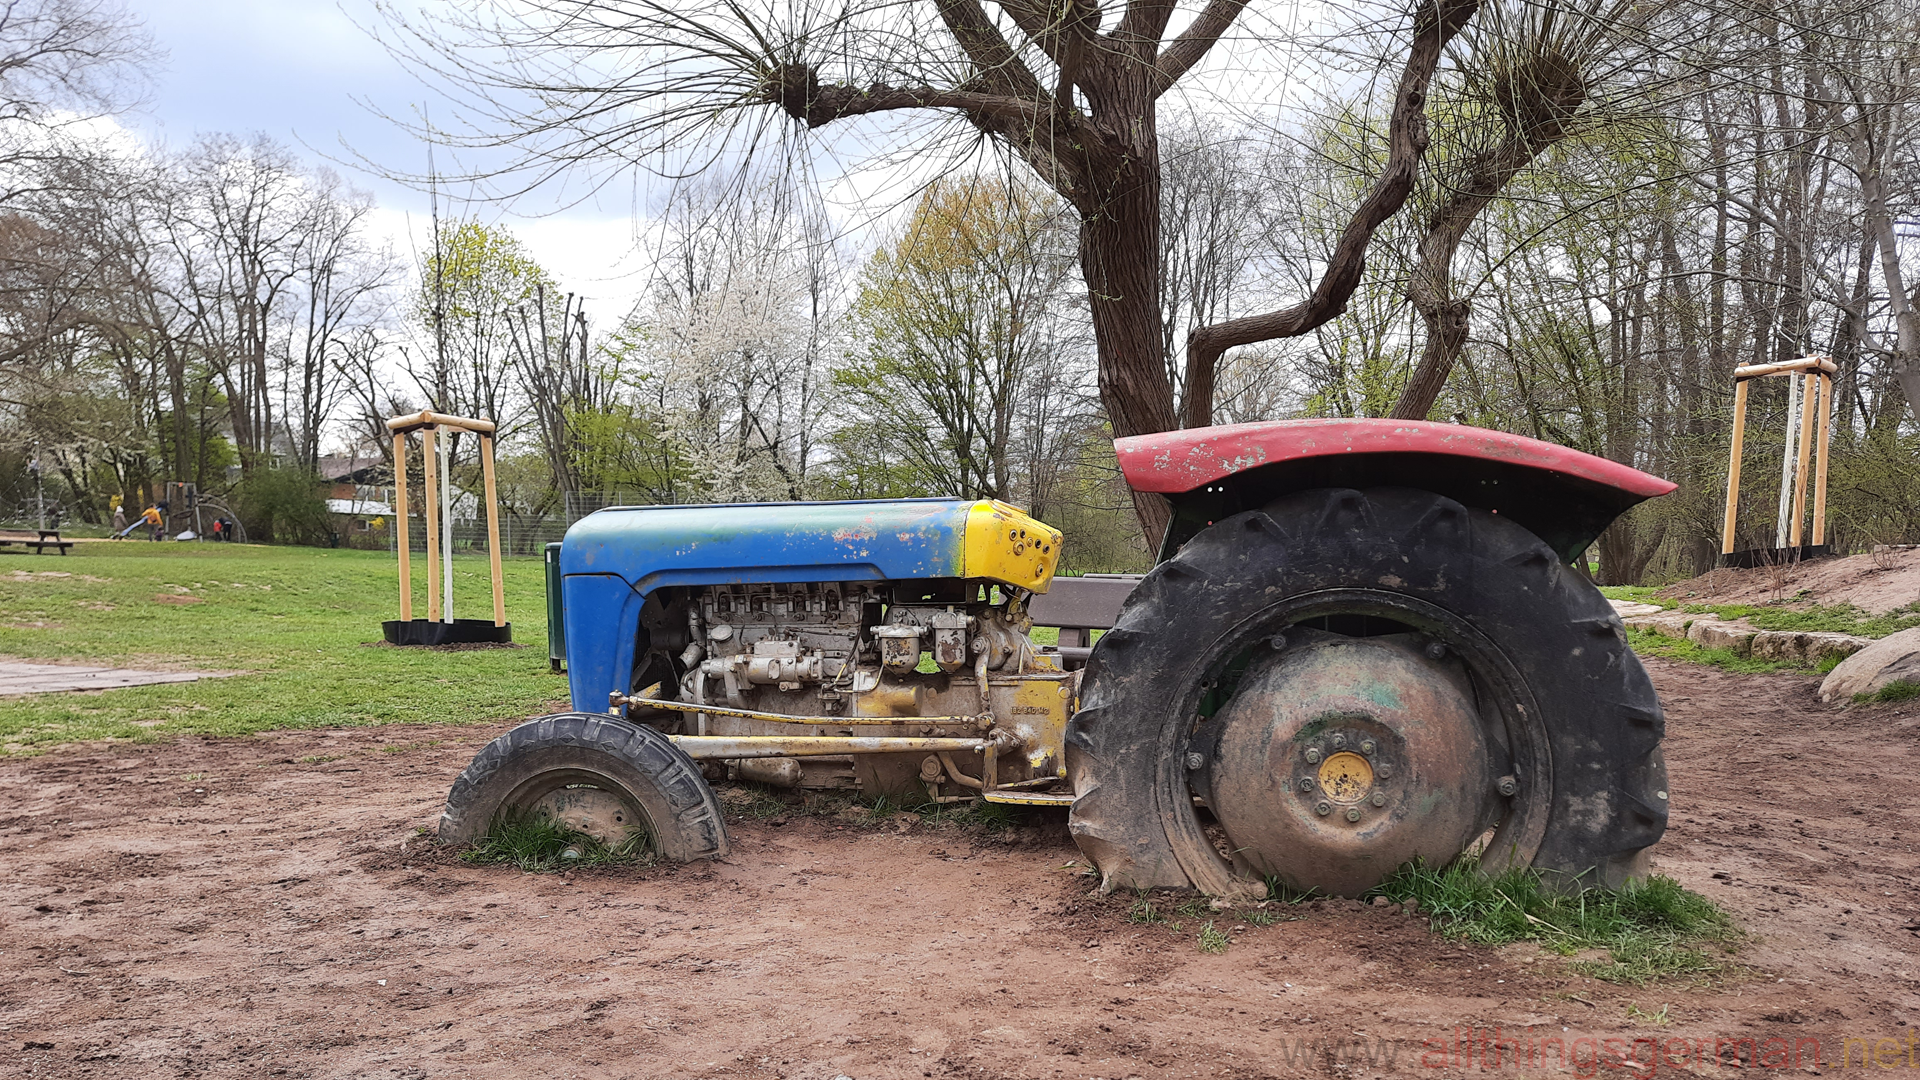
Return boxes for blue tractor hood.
[554,498,1061,711]
[560,498,974,590]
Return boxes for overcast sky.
[122,0,657,320]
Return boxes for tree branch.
[1179,0,1479,429]
[1152,0,1250,95]
[932,0,1050,102]
[764,64,1050,130]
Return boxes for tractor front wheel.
[1066,487,1667,897]
[439,712,730,861]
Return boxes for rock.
[1623,612,1693,639]
[1819,627,1920,702]
[1608,600,1665,618]
[1750,630,1871,665]
[1687,618,1755,656]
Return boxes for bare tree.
[507,282,596,501]
[0,0,156,204]
[1386,0,1702,421]
[375,0,1481,540]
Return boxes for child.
[116,503,165,540]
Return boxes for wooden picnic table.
[0,528,73,554]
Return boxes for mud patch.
[0,658,1914,1078]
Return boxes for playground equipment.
[441,418,1676,897]
[1719,355,1836,567]
[382,410,512,646]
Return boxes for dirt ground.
[1656,547,1920,613]
[2,656,1917,1080]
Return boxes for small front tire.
[440,712,730,862]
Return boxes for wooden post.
[481,434,506,627]
[1811,371,1834,546]
[1789,371,1818,546]
[393,432,412,622]
[1720,378,1750,555]
[421,425,441,624]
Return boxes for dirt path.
[2,657,1916,1080]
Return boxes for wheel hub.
[525,783,643,848]
[1196,635,1499,896]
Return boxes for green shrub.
[233,468,334,545]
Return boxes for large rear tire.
[440,712,730,862]
[1066,487,1666,896]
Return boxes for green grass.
[1602,587,1920,641]
[1367,858,1741,985]
[1597,586,1668,606]
[459,807,654,872]
[1854,678,1920,704]
[1623,628,1793,674]
[0,543,562,753]
[1679,601,1920,639]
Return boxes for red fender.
[1116,419,1675,563]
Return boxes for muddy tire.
[1066,487,1666,896]
[440,712,730,861]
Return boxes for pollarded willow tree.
[374,0,1480,539]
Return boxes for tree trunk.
[1078,149,1177,546]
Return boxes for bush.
[233,468,333,545]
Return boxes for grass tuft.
[459,807,654,872]
[1196,921,1231,954]
[1127,891,1174,927]
[1366,858,1739,985]
[1854,679,1920,704]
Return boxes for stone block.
[1819,626,1920,702]
[1623,612,1693,640]
[1687,618,1755,656]
[1750,630,1870,665]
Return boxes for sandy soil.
[3,656,1917,1080]
[1657,547,1920,613]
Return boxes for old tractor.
[440,418,1676,897]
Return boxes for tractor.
[439,418,1675,898]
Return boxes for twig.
[57,965,93,976]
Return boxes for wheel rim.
[1158,588,1552,897]
[500,768,658,855]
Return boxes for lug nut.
[1360,739,1377,755]
[1315,801,1332,816]
[1426,641,1448,660]
[1299,777,1315,792]
[1269,632,1288,650]
[1331,734,1347,750]
[1304,747,1322,764]
[1345,807,1362,822]
[1377,764,1393,779]
[1371,792,1386,807]
[1186,752,1204,770]
[1497,775,1518,796]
